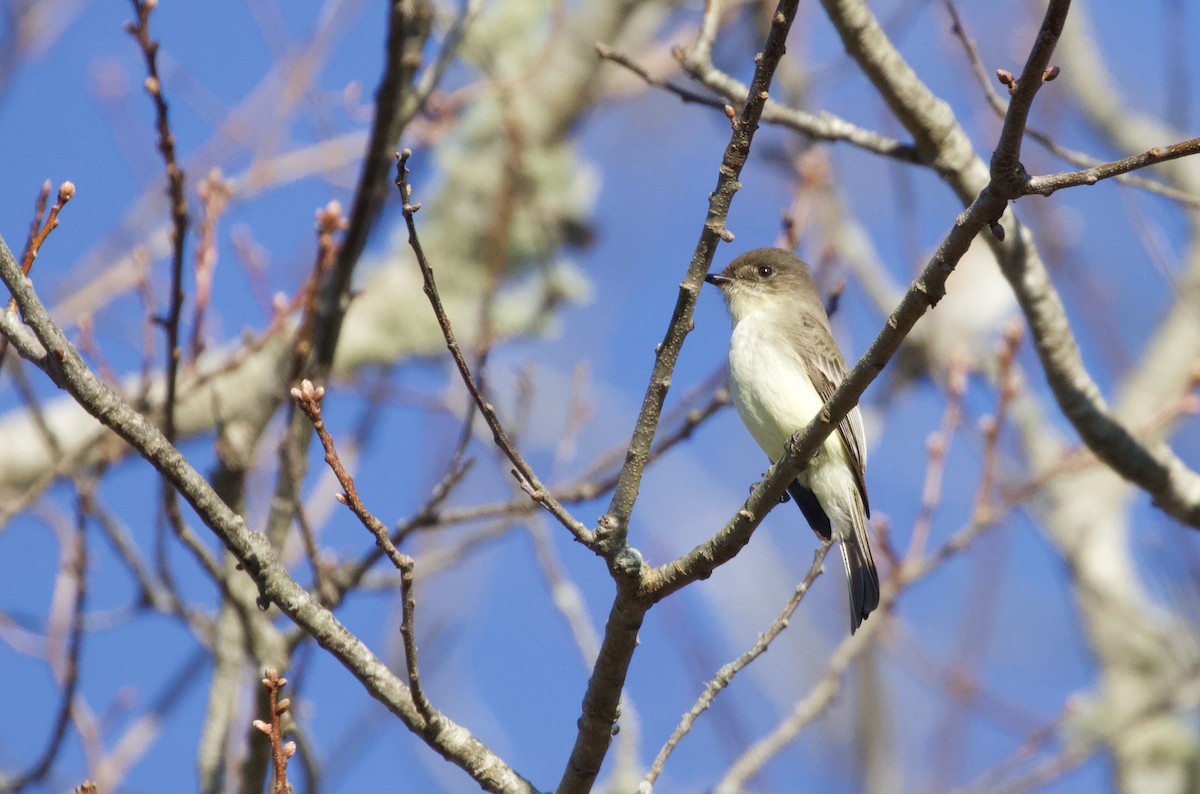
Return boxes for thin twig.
[954,665,1200,794]
[18,181,74,282]
[907,354,968,562]
[1024,136,1200,197]
[596,42,727,109]
[291,201,348,382]
[188,168,232,363]
[89,490,213,634]
[940,0,1200,208]
[972,322,1023,522]
[290,379,435,722]
[672,11,922,165]
[714,605,886,793]
[393,149,595,549]
[125,0,189,445]
[0,482,88,794]
[643,542,832,787]
[0,229,537,793]
[0,181,74,377]
[252,669,297,794]
[18,180,52,267]
[125,0,203,626]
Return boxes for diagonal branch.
[0,231,538,794]
[816,0,1200,528]
[644,542,832,787]
[641,186,1004,601]
[262,0,434,548]
[556,3,811,793]
[601,1,805,552]
[394,150,595,549]
[989,0,1073,189]
[292,379,434,721]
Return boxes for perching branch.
[556,3,810,792]
[602,0,806,550]
[816,0,1200,528]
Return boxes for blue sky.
[2,1,1198,792]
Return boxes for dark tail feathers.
[841,522,880,634]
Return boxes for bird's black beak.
[705,273,731,287]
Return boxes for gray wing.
[800,332,870,517]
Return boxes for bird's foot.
[748,479,791,504]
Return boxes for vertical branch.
[556,3,808,793]
[125,0,199,610]
[600,0,805,550]
[189,169,232,363]
[252,669,297,794]
[124,0,191,445]
[261,0,433,549]
[989,0,1073,191]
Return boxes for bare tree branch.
[0,231,538,794]
[394,150,595,548]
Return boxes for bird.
[706,247,880,633]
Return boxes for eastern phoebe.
[706,248,880,633]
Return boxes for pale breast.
[728,312,827,462]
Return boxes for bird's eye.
[757,265,773,278]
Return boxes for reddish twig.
[290,379,435,721]
[303,432,475,620]
[907,354,969,562]
[252,669,297,794]
[0,181,74,377]
[18,181,73,281]
[973,322,1024,522]
[188,168,232,362]
[18,180,52,267]
[124,0,190,444]
[290,200,348,382]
